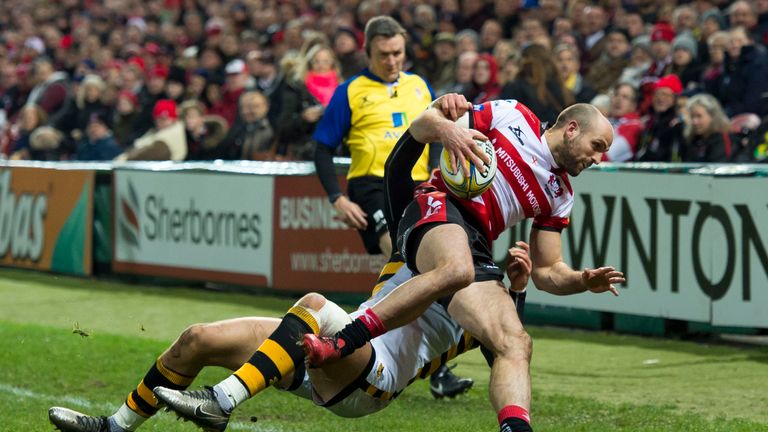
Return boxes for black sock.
[335,318,374,357]
[500,418,533,432]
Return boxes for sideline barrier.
[0,163,97,275]
[494,163,768,331]
[1,160,765,332]
[109,160,385,292]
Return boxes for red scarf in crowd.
[305,71,339,107]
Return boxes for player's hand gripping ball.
[439,138,497,199]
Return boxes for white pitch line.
[0,382,280,431]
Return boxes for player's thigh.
[398,192,473,274]
[414,223,472,273]
[446,280,524,352]
[179,317,281,369]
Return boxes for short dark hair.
[364,16,406,56]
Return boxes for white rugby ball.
[439,137,497,199]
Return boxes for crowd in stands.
[1,0,768,164]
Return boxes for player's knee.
[436,259,474,293]
[174,324,212,358]
[296,292,327,310]
[491,328,532,364]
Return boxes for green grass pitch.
[1,268,766,431]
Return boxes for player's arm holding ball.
[410,94,490,177]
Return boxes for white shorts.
[288,265,476,417]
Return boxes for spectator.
[479,19,503,53]
[727,1,762,42]
[444,50,478,95]
[274,53,323,161]
[635,74,685,162]
[670,34,704,89]
[492,39,517,71]
[26,57,70,124]
[494,0,521,38]
[756,0,768,45]
[1,64,29,122]
[672,5,699,36]
[185,70,209,102]
[649,21,676,76]
[135,64,169,135]
[333,28,366,81]
[462,53,501,104]
[180,100,229,161]
[717,26,768,117]
[585,28,631,94]
[700,9,727,52]
[500,43,573,125]
[246,50,280,99]
[499,51,521,86]
[9,104,47,159]
[209,59,248,126]
[118,99,187,161]
[604,82,644,162]
[26,126,66,161]
[301,45,341,108]
[455,29,480,55]
[701,31,730,98]
[554,43,597,103]
[518,17,548,48]
[540,0,566,28]
[165,67,187,103]
[245,49,281,126]
[623,10,649,40]
[682,93,733,162]
[418,32,458,95]
[71,74,110,135]
[620,35,653,89]
[220,91,275,160]
[580,5,610,69]
[75,111,121,161]
[638,22,676,113]
[460,0,493,32]
[112,90,141,148]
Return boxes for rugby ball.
[439,138,497,199]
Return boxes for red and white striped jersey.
[432,100,574,241]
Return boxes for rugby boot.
[154,386,229,432]
[429,364,474,399]
[301,333,347,367]
[48,407,110,432]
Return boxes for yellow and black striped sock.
[370,254,406,297]
[125,359,195,418]
[233,306,319,396]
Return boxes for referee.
[313,16,435,256]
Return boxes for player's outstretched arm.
[529,228,625,296]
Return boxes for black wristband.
[328,193,342,204]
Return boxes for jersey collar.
[362,68,401,84]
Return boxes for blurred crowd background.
[1,0,768,164]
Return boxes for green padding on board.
[92,184,112,264]
[51,182,89,275]
[525,304,604,330]
[613,313,666,336]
